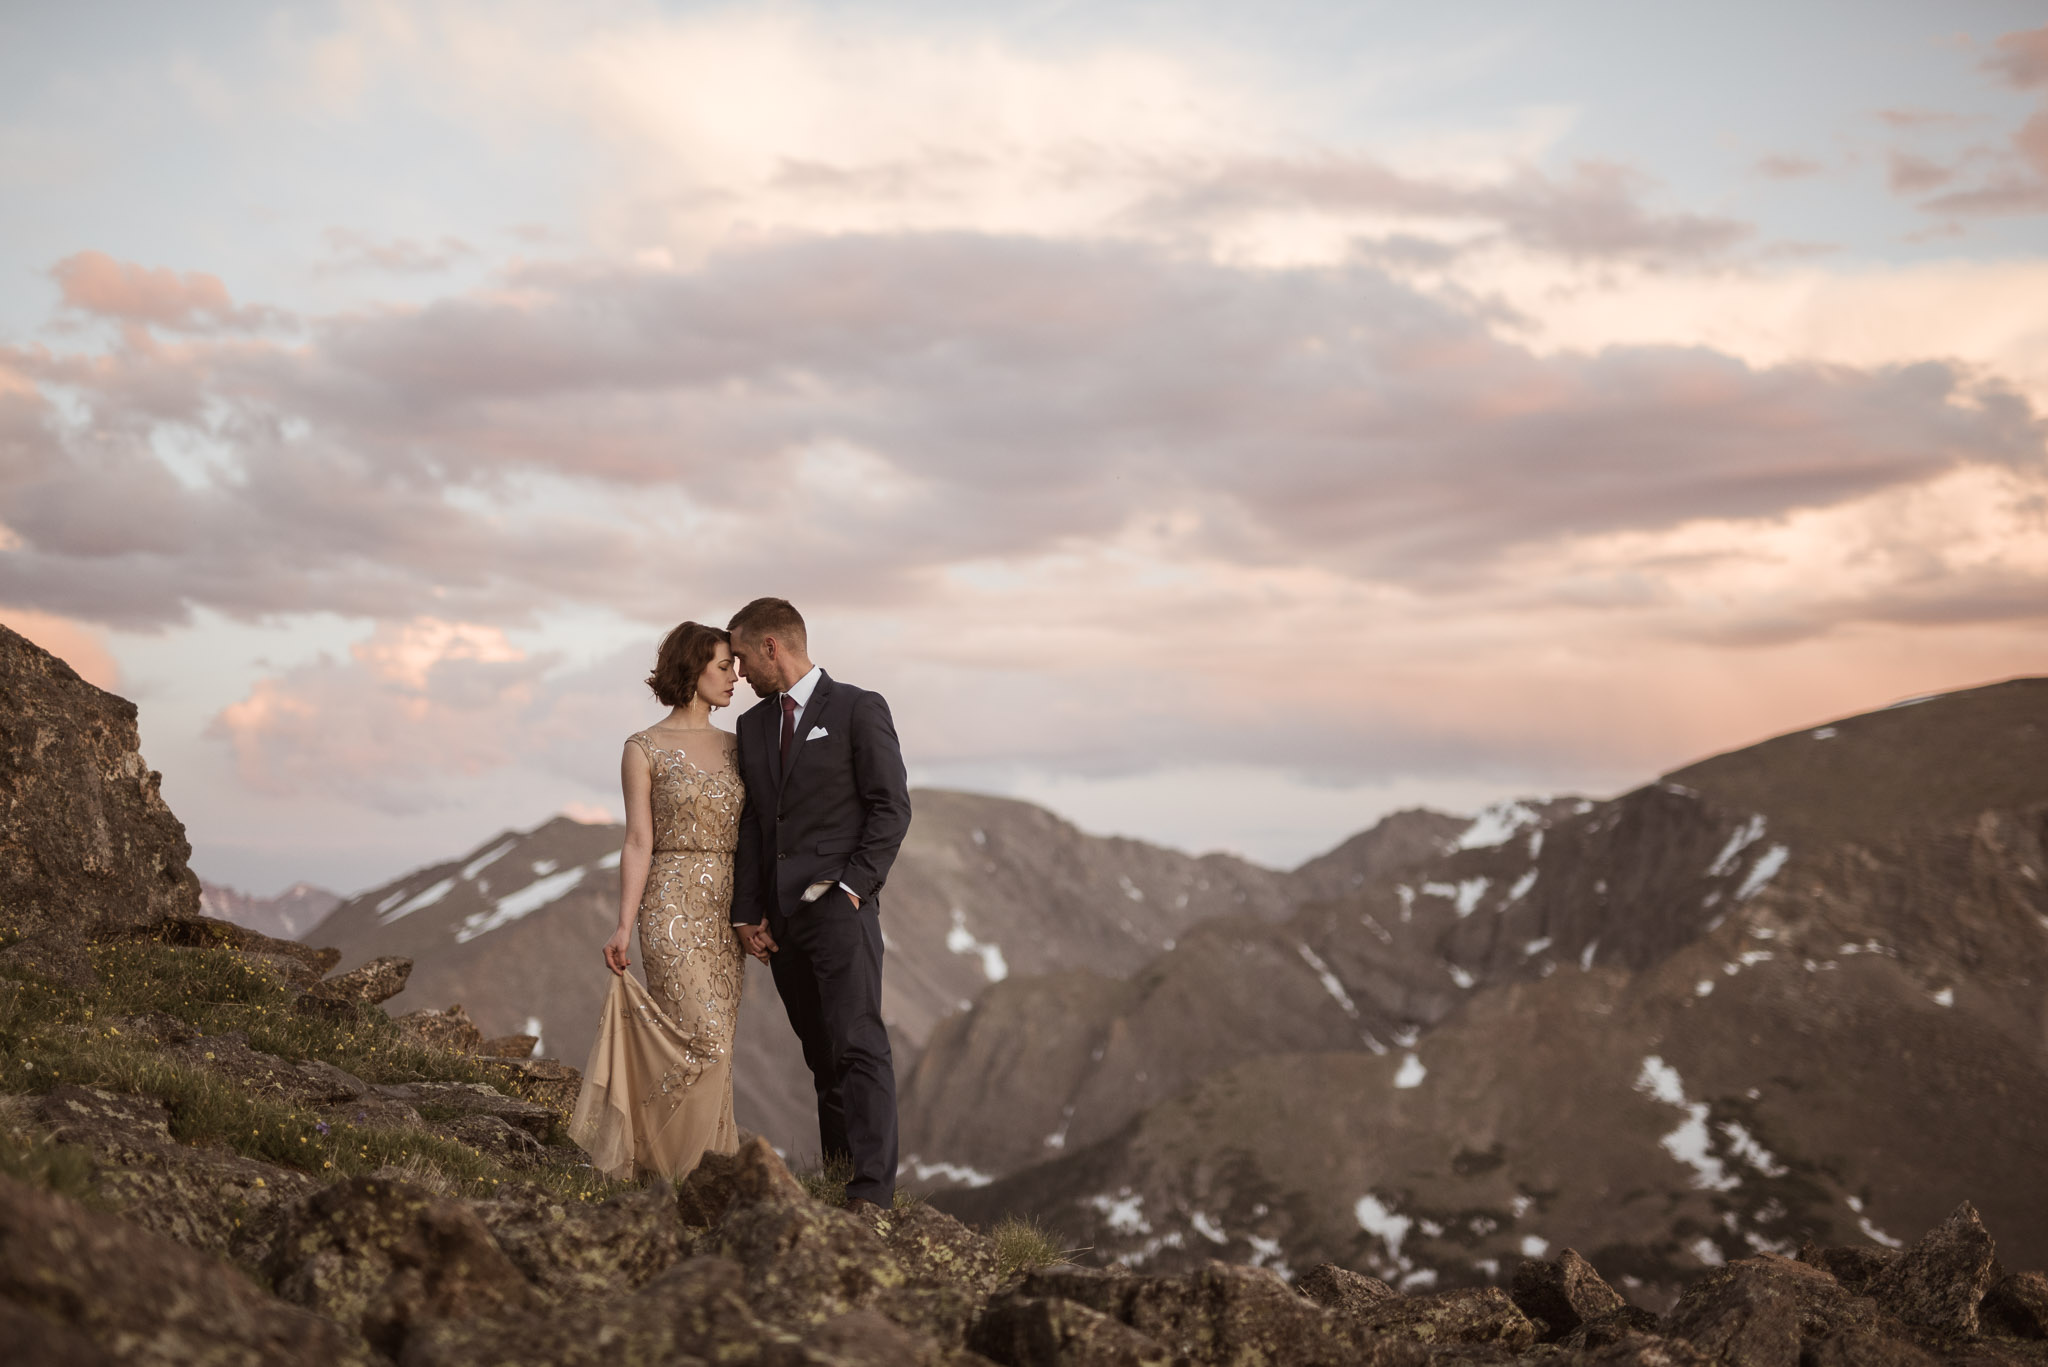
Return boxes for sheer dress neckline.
[631,729,739,778]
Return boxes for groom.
[726,597,911,1211]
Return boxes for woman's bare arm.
[605,740,656,973]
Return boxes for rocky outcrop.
[1513,1247,1629,1340]
[0,623,200,981]
[297,955,414,1017]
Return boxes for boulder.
[1666,1253,1876,1367]
[166,1031,369,1107]
[677,1147,742,1225]
[263,1175,537,1356]
[1576,1333,1711,1366]
[394,1004,488,1054]
[475,1057,582,1116]
[0,1170,376,1366]
[1864,1200,1999,1337]
[1796,1241,1901,1294]
[801,1307,980,1367]
[732,1132,809,1203]
[297,956,413,1017]
[717,1178,909,1329]
[441,1113,548,1167]
[125,914,341,981]
[476,1033,540,1059]
[1803,1329,1941,1366]
[1114,1261,1365,1367]
[1512,1248,1628,1341]
[1558,1306,1666,1351]
[0,624,201,983]
[32,1084,317,1257]
[1346,1285,1538,1351]
[471,1179,682,1301]
[1295,1263,1397,1316]
[863,1200,1002,1296]
[1982,1272,2048,1340]
[398,1254,797,1367]
[969,1293,1173,1367]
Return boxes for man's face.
[729,633,782,698]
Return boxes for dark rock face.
[1799,1241,1902,1295]
[263,1176,538,1356]
[970,1293,1175,1366]
[471,1180,681,1301]
[1346,1285,1538,1351]
[1666,1254,1876,1367]
[1981,1271,2048,1340]
[1512,1248,1628,1340]
[0,1170,377,1366]
[1866,1201,1999,1336]
[0,624,201,979]
[677,1146,742,1225]
[1297,1262,1398,1315]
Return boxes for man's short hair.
[727,597,807,649]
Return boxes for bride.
[569,621,747,1181]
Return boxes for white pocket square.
[806,726,829,740]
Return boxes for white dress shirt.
[781,665,860,906]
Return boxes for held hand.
[842,887,861,909]
[736,921,778,964]
[603,927,632,975]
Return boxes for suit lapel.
[780,671,833,788]
[748,697,781,795]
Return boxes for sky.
[4,1,2046,895]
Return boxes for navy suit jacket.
[730,671,912,927]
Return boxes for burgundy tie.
[780,694,797,766]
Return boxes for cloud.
[1754,154,1823,180]
[1986,25,2048,90]
[320,230,479,275]
[1892,26,2048,218]
[49,251,279,332]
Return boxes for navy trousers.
[769,891,898,1204]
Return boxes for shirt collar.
[785,664,824,709]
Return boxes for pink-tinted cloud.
[1986,25,2048,90]
[1755,154,1823,180]
[50,251,278,332]
[1898,26,2048,217]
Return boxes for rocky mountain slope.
[199,879,341,941]
[927,680,2048,1310]
[7,622,2048,1366]
[304,788,1317,1158]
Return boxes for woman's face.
[697,643,737,708]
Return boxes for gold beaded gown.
[570,729,746,1181]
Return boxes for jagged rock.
[1296,1262,1397,1315]
[802,1307,980,1367]
[442,1113,548,1166]
[1982,1271,2048,1339]
[678,1147,741,1225]
[398,1254,799,1367]
[1804,1329,1941,1366]
[1114,1261,1365,1367]
[733,1132,810,1203]
[1666,1253,1876,1367]
[1558,1305,1665,1351]
[166,1031,369,1107]
[1513,1248,1628,1341]
[475,1056,582,1116]
[476,1033,539,1059]
[1017,1264,1137,1315]
[0,625,201,984]
[0,1170,376,1366]
[263,1175,537,1356]
[394,1004,488,1054]
[865,1200,1003,1296]
[1575,1333,1711,1366]
[371,1080,553,1138]
[1865,1200,1998,1336]
[970,1294,1173,1367]
[1346,1284,1537,1351]
[131,914,341,980]
[718,1175,909,1329]
[298,955,413,1016]
[471,1179,681,1301]
[1797,1241,1901,1294]
[32,1083,317,1257]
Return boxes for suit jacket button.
[777,852,787,860]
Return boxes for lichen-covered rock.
[394,1004,488,1054]
[1513,1248,1628,1341]
[442,1113,548,1167]
[0,1170,376,1366]
[130,914,341,981]
[718,1181,909,1329]
[372,1080,553,1138]
[863,1200,1002,1297]
[263,1175,536,1356]
[1114,1261,1368,1367]
[801,1307,984,1367]
[969,1293,1173,1367]
[1558,1305,1665,1352]
[297,955,413,1016]
[32,1083,316,1257]
[1666,1253,1876,1367]
[165,1031,369,1108]
[471,1179,681,1301]
[733,1132,810,1202]
[1296,1263,1396,1316]
[1017,1264,1136,1316]
[1864,1200,1998,1337]
[1347,1284,1537,1352]
[677,1147,741,1226]
[476,1033,540,1059]
[0,624,201,983]
[398,1254,797,1367]
[475,1056,582,1117]
[1804,1329,1941,1366]
[1982,1271,2048,1340]
[1796,1241,1901,1294]
[1576,1333,1711,1366]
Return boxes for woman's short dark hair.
[646,621,729,707]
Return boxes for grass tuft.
[991,1214,1076,1279]
[795,1152,855,1207]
